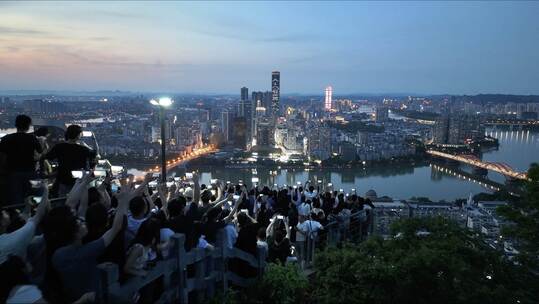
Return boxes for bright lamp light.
[158,97,173,107]
[149,97,173,107]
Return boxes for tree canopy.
[497,163,539,269]
[313,217,537,304]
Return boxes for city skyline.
[1,1,539,95]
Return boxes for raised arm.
[65,172,94,211]
[102,180,147,247]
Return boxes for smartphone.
[233,195,240,201]
[318,180,322,184]
[32,196,42,204]
[210,179,217,184]
[296,181,301,185]
[111,183,119,193]
[71,170,83,179]
[351,188,356,192]
[186,172,193,179]
[94,170,107,177]
[29,179,43,188]
[251,177,259,183]
[211,190,216,196]
[273,183,278,187]
[240,209,248,214]
[328,183,333,187]
[339,188,344,192]
[82,131,93,137]
[277,215,285,220]
[134,184,141,189]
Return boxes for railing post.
[194,248,206,303]
[216,229,229,293]
[171,234,188,304]
[98,262,120,304]
[257,246,267,279]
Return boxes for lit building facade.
[324,86,333,110]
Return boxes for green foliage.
[328,121,385,133]
[313,217,537,304]
[473,190,516,203]
[497,163,539,268]
[207,263,308,304]
[253,263,309,304]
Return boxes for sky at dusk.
[1,1,538,95]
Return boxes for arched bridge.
[426,150,528,180]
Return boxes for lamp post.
[150,97,173,183]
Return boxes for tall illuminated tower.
[271,71,280,119]
[324,86,333,110]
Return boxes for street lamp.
[150,97,174,182]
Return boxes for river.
[191,128,539,201]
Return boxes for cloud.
[188,27,318,43]
[0,25,48,35]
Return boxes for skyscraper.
[324,86,333,110]
[221,110,232,143]
[271,71,280,119]
[241,87,249,101]
[375,106,389,122]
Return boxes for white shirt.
[305,190,317,200]
[224,223,238,249]
[0,220,37,263]
[298,202,312,216]
[296,220,323,242]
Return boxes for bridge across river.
[426,150,528,180]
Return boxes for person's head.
[313,200,321,209]
[15,115,32,132]
[65,124,82,141]
[257,227,266,242]
[129,196,147,218]
[167,197,186,218]
[0,210,10,233]
[131,218,160,248]
[201,190,212,204]
[34,126,49,138]
[87,187,102,206]
[0,255,28,303]
[43,205,85,249]
[85,203,108,237]
[236,212,252,228]
[309,186,315,192]
[274,229,285,244]
[5,209,25,233]
[183,187,194,202]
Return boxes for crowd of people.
[0,115,375,303]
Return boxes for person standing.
[0,115,43,205]
[44,125,96,197]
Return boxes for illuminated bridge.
[484,118,539,127]
[426,150,528,180]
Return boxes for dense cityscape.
[1,2,539,304]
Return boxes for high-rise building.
[375,106,389,122]
[306,122,331,160]
[324,86,333,110]
[433,115,450,144]
[241,87,249,101]
[221,111,232,143]
[433,114,483,145]
[271,71,280,118]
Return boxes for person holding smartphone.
[44,125,96,197]
[0,115,43,206]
